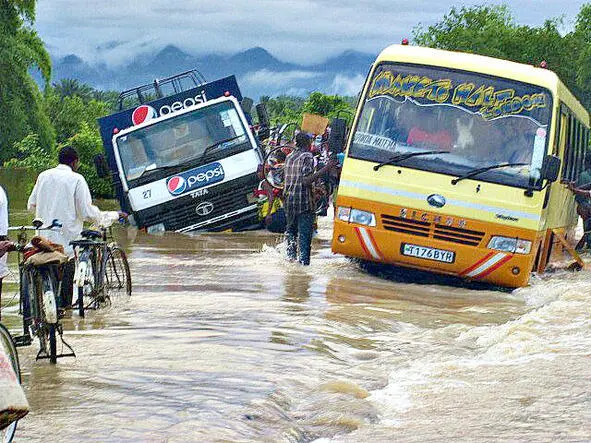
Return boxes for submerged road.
[2,215,590,442]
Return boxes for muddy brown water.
[1,208,590,442]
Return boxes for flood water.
[1,209,590,442]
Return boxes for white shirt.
[0,185,8,278]
[27,164,117,256]
[0,186,7,237]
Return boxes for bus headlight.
[349,209,377,226]
[487,236,531,254]
[337,206,351,222]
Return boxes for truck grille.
[381,214,485,246]
[137,174,259,232]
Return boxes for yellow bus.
[332,43,590,288]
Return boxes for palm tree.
[53,79,95,102]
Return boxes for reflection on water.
[1,212,589,442]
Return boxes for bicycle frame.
[8,221,75,362]
[72,225,130,317]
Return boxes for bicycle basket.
[24,251,68,267]
[31,236,65,254]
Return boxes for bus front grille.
[433,224,484,246]
[381,215,430,237]
[380,214,485,246]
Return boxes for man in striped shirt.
[283,132,336,265]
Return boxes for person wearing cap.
[283,132,337,265]
[27,146,123,309]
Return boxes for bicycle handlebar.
[8,219,62,231]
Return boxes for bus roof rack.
[116,69,207,111]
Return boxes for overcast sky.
[36,0,588,66]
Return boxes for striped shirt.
[283,150,314,218]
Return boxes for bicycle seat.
[70,239,103,248]
[80,230,102,240]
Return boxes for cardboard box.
[301,113,329,135]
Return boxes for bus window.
[350,63,552,190]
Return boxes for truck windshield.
[115,101,250,185]
[349,63,553,189]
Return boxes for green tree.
[412,4,591,110]
[68,123,113,197]
[44,90,110,143]
[302,92,355,123]
[574,4,591,108]
[3,134,56,172]
[0,0,54,162]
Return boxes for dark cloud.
[36,0,587,65]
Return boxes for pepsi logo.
[132,105,157,126]
[167,176,187,195]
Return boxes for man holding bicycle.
[27,146,121,309]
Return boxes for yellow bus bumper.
[332,217,535,288]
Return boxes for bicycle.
[7,219,75,364]
[71,224,131,318]
[0,321,27,443]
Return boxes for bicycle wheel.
[277,122,297,145]
[37,269,58,364]
[75,252,95,318]
[263,145,294,190]
[0,323,23,443]
[101,246,131,300]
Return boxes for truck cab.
[98,72,265,233]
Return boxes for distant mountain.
[50,45,375,99]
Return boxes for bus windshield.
[115,100,250,186]
[350,63,553,189]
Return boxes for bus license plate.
[401,243,455,263]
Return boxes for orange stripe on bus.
[460,252,495,276]
[473,254,513,279]
[366,229,383,259]
[354,227,373,259]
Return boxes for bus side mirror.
[328,118,347,154]
[541,155,560,183]
[94,154,111,179]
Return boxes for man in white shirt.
[28,146,121,309]
[0,185,9,316]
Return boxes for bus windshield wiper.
[373,150,450,171]
[451,162,527,185]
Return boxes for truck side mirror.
[255,103,270,140]
[241,97,253,116]
[328,118,347,154]
[94,154,110,179]
[541,155,560,183]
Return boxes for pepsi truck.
[97,71,266,233]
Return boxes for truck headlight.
[147,223,166,234]
[349,209,376,226]
[487,236,531,254]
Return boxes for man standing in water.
[27,146,121,309]
[283,132,336,265]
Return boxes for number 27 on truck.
[332,44,590,288]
